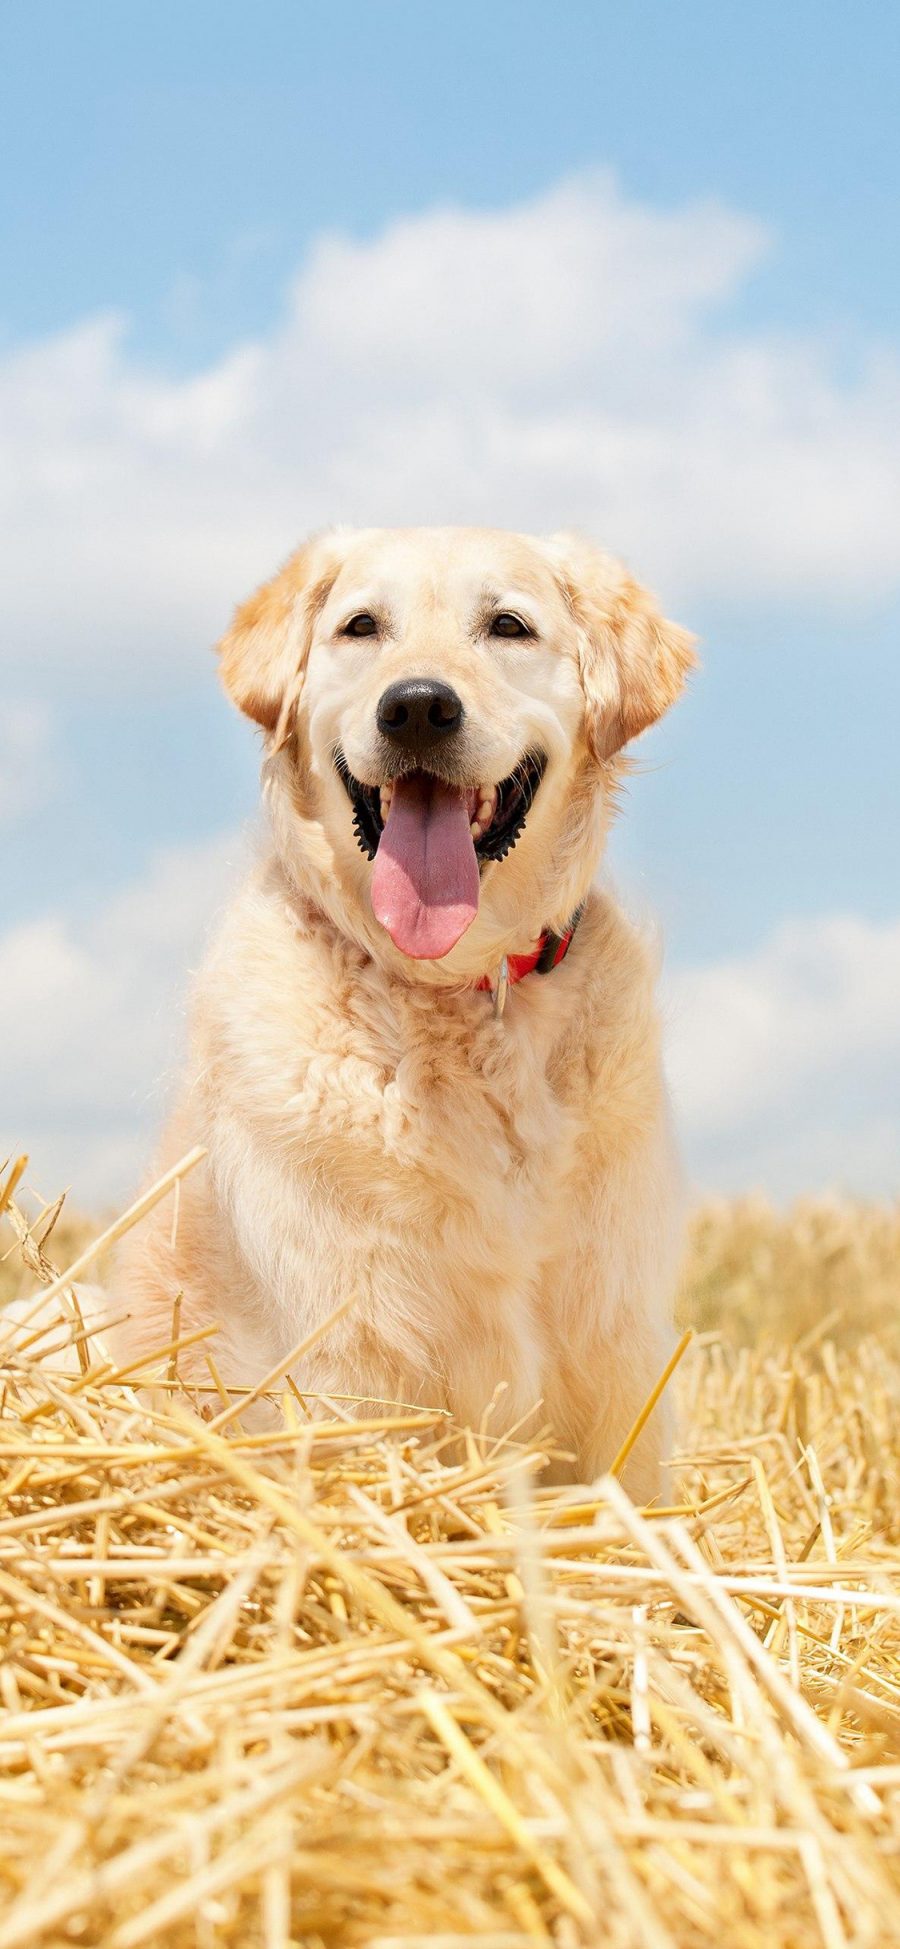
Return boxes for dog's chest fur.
[203,885,596,1421]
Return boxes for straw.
[2,1174,900,1944]
[30,1145,207,1308]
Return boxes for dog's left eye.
[491,613,532,639]
[343,613,379,638]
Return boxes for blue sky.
[2,2,899,1204]
[4,2,899,348]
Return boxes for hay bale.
[2,1161,900,1945]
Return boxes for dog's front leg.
[577,1347,677,1508]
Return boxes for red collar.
[475,908,583,993]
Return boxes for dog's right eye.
[490,612,532,639]
[343,613,379,638]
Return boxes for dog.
[113,526,696,1497]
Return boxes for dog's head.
[219,527,696,973]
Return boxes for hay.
[680,1194,900,1346]
[2,1164,900,1946]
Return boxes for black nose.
[376,678,463,752]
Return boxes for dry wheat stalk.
[1,1164,900,1946]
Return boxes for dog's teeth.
[379,788,393,820]
[469,820,482,840]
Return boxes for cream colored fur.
[113,527,696,1498]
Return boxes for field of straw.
[2,1154,900,1948]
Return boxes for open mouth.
[334,749,546,960]
[335,750,546,865]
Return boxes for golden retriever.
[113,526,696,1496]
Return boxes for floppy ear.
[547,534,698,762]
[217,538,342,742]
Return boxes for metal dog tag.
[492,955,509,1020]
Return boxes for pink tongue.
[371,774,480,959]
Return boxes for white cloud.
[0,832,244,1207]
[665,913,900,1197]
[2,172,899,686]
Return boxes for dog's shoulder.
[573,886,662,1020]
[549,888,667,1122]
